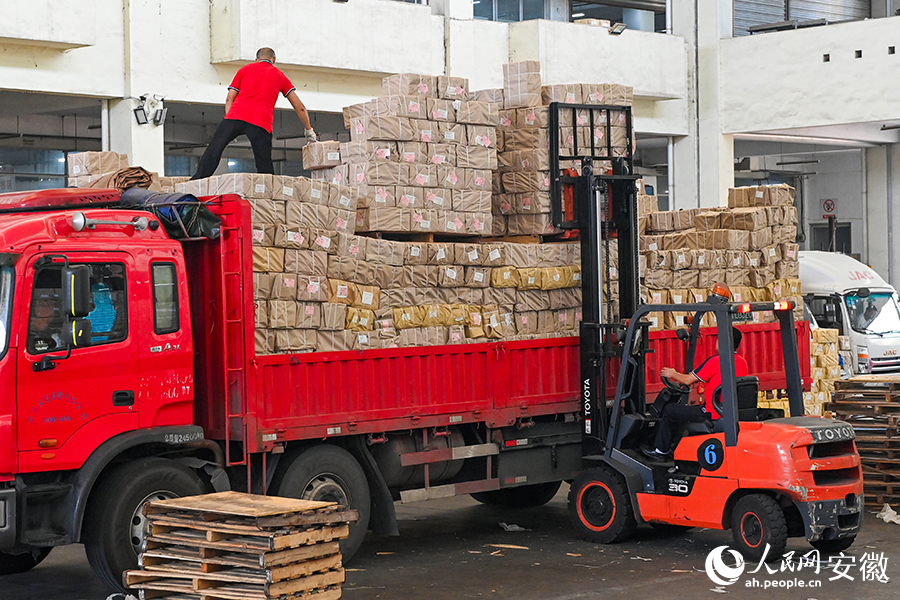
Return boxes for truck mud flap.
[347,437,399,537]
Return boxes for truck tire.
[470,481,561,507]
[731,494,787,562]
[83,458,205,592]
[568,467,636,544]
[0,547,52,575]
[273,445,371,561]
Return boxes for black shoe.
[641,446,668,460]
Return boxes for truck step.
[399,443,499,467]
[399,479,500,503]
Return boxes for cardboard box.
[284,249,327,276]
[457,146,498,170]
[350,116,416,142]
[365,238,405,266]
[748,227,773,250]
[507,214,561,236]
[302,141,342,170]
[274,329,316,352]
[327,256,378,286]
[455,101,500,126]
[541,84,582,105]
[437,76,469,100]
[515,106,550,129]
[340,140,396,164]
[356,207,409,232]
[472,88,504,104]
[501,171,551,193]
[452,190,492,213]
[349,161,404,187]
[255,328,275,355]
[776,261,799,279]
[68,151,129,176]
[426,98,457,122]
[372,95,427,119]
[252,247,285,273]
[253,273,275,300]
[706,229,750,251]
[383,73,437,97]
[425,143,456,167]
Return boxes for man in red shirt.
[645,326,750,457]
[192,47,317,180]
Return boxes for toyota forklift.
[548,102,863,560]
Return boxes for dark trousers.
[192,119,274,180]
[654,403,710,452]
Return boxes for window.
[0,266,14,359]
[474,0,546,22]
[27,262,127,354]
[805,295,842,334]
[844,292,900,335]
[152,263,180,335]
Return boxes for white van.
[800,251,900,374]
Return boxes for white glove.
[305,128,317,143]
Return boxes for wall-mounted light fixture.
[134,96,149,125]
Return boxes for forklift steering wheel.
[661,375,691,395]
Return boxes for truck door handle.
[113,390,135,407]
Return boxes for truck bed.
[185,196,812,453]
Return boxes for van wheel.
[731,494,787,562]
[0,547,52,575]
[568,467,636,544]
[83,458,205,592]
[273,445,371,561]
[471,481,561,507]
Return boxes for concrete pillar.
[108,98,165,174]
[866,144,900,285]
[670,0,735,209]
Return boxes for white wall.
[720,17,900,133]
[0,0,97,48]
[866,144,900,285]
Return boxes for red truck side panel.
[188,197,812,457]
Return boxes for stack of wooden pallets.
[124,491,358,600]
[826,375,900,507]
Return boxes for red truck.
[0,188,811,591]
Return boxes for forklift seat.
[680,376,761,436]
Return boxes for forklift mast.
[548,102,640,457]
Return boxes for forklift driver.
[644,326,748,458]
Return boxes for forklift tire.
[83,458,206,592]
[0,547,52,575]
[273,445,371,562]
[810,536,856,554]
[731,494,788,562]
[568,467,636,544]
[470,481,562,508]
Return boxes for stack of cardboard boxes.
[67,151,187,192]
[639,183,803,330]
[493,61,635,236]
[311,73,497,236]
[757,328,840,417]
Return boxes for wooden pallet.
[834,375,900,391]
[127,492,355,599]
[826,400,900,416]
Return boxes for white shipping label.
[447,268,458,280]
[436,248,446,260]
[489,249,501,261]
[468,250,479,261]
[445,131,456,141]
[283,186,293,197]
[311,189,322,199]
[756,190,764,198]
[648,242,658,251]
[410,246,421,257]
[652,292,663,303]
[255,184,266,194]
[340,195,351,207]
[359,317,369,326]
[446,85,456,94]
[566,92,576,102]
[252,229,265,243]
[337,285,349,298]
[361,291,374,305]
[447,220,457,231]
[573,271,581,281]
[749,257,759,267]
[73,165,82,174]
[316,235,331,249]
[490,315,499,327]
[733,257,740,266]
[474,271,485,283]
[503,271,511,280]
[452,100,462,110]
[697,255,705,265]
[358,334,369,344]
[527,276,536,285]
[327,152,340,161]
[420,220,431,229]
[553,273,561,282]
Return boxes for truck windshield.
[0,266,12,357]
[845,292,900,335]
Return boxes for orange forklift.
[547,102,864,560]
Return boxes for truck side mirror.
[857,288,871,298]
[66,319,92,349]
[62,265,91,318]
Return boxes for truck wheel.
[471,481,561,507]
[731,494,787,562]
[0,547,52,575]
[274,445,371,561]
[811,536,856,553]
[568,467,636,544]
[83,458,205,592]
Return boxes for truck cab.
[800,250,900,374]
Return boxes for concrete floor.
[4,486,899,600]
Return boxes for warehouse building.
[0,0,898,281]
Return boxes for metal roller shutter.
[734,0,786,36]
[788,0,869,21]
